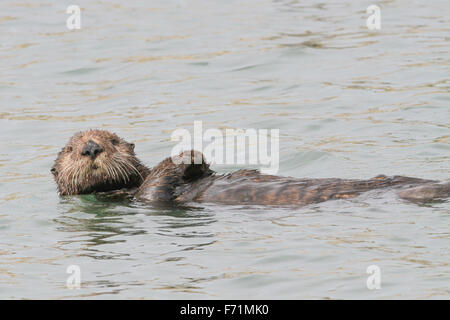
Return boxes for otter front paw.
[134,150,213,203]
[171,150,211,181]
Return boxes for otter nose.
[81,140,103,160]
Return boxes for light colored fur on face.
[52,129,148,195]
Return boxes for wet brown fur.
[53,130,449,205]
[191,172,439,205]
[134,150,213,203]
[52,130,150,195]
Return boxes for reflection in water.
[54,196,217,261]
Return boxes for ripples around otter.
[0,0,449,299]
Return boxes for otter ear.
[51,167,57,176]
[129,143,135,151]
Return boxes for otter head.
[52,130,149,195]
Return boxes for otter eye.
[66,146,73,152]
[111,138,119,145]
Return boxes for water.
[0,0,449,299]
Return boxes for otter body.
[133,151,444,205]
[53,130,450,206]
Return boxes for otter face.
[52,130,148,195]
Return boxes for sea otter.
[52,130,450,205]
